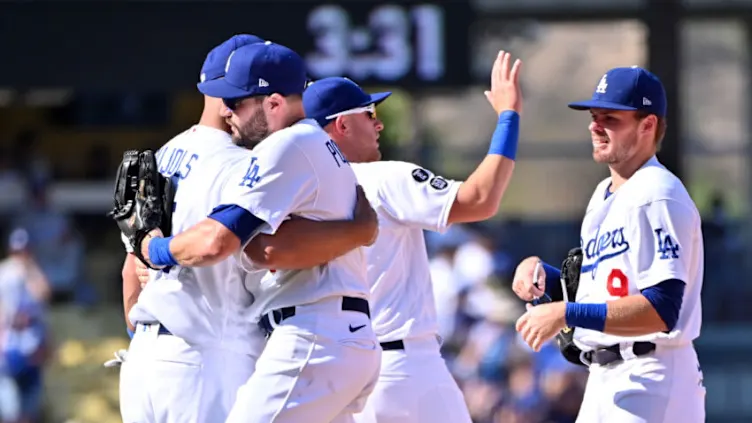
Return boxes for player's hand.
[353,185,378,246]
[512,256,546,301]
[135,258,151,288]
[516,301,566,352]
[139,228,164,269]
[484,50,523,116]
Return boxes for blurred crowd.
[0,131,92,422]
[426,226,588,423]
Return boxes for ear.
[265,93,284,111]
[640,114,657,134]
[333,116,348,135]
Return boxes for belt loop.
[579,350,592,367]
[267,310,281,331]
[619,342,638,361]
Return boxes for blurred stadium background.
[0,0,749,422]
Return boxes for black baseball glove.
[107,149,175,269]
[555,247,586,367]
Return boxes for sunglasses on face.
[223,95,267,111]
[326,104,378,121]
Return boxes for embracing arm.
[247,219,374,270]
[247,185,377,269]
[142,187,377,270]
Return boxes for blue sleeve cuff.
[565,302,607,332]
[488,110,520,160]
[640,279,685,332]
[541,262,561,295]
[208,204,266,245]
[149,236,178,267]
[127,328,134,339]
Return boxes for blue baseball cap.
[568,66,667,117]
[199,34,265,84]
[303,77,391,128]
[197,42,308,100]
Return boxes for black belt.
[380,340,404,351]
[259,296,370,336]
[583,341,656,366]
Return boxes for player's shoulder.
[352,160,430,187]
[261,119,327,148]
[628,158,698,214]
[351,160,415,176]
[160,125,234,154]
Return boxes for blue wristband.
[565,302,607,332]
[488,110,520,160]
[148,236,178,267]
[127,328,134,339]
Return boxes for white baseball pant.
[225,296,382,423]
[575,343,705,422]
[353,335,471,423]
[119,323,258,423]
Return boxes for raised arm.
[447,50,522,224]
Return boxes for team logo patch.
[654,228,680,260]
[412,168,430,182]
[429,176,448,190]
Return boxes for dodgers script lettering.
[580,226,630,277]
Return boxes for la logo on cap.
[596,74,608,94]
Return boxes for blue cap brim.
[568,100,638,111]
[197,79,253,99]
[370,91,392,105]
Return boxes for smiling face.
[588,108,658,166]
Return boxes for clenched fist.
[512,256,547,301]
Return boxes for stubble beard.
[233,108,270,149]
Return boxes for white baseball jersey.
[125,125,265,356]
[573,156,703,351]
[350,161,461,342]
[228,119,369,317]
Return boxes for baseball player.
[512,67,705,422]
[115,36,378,423]
[300,50,522,423]
[137,41,381,423]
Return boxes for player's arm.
[152,195,374,270]
[140,139,359,270]
[565,200,696,336]
[121,253,140,333]
[119,233,140,333]
[244,187,377,270]
[448,50,522,224]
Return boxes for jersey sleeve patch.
[429,176,449,190]
[412,168,430,182]
[654,228,680,260]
